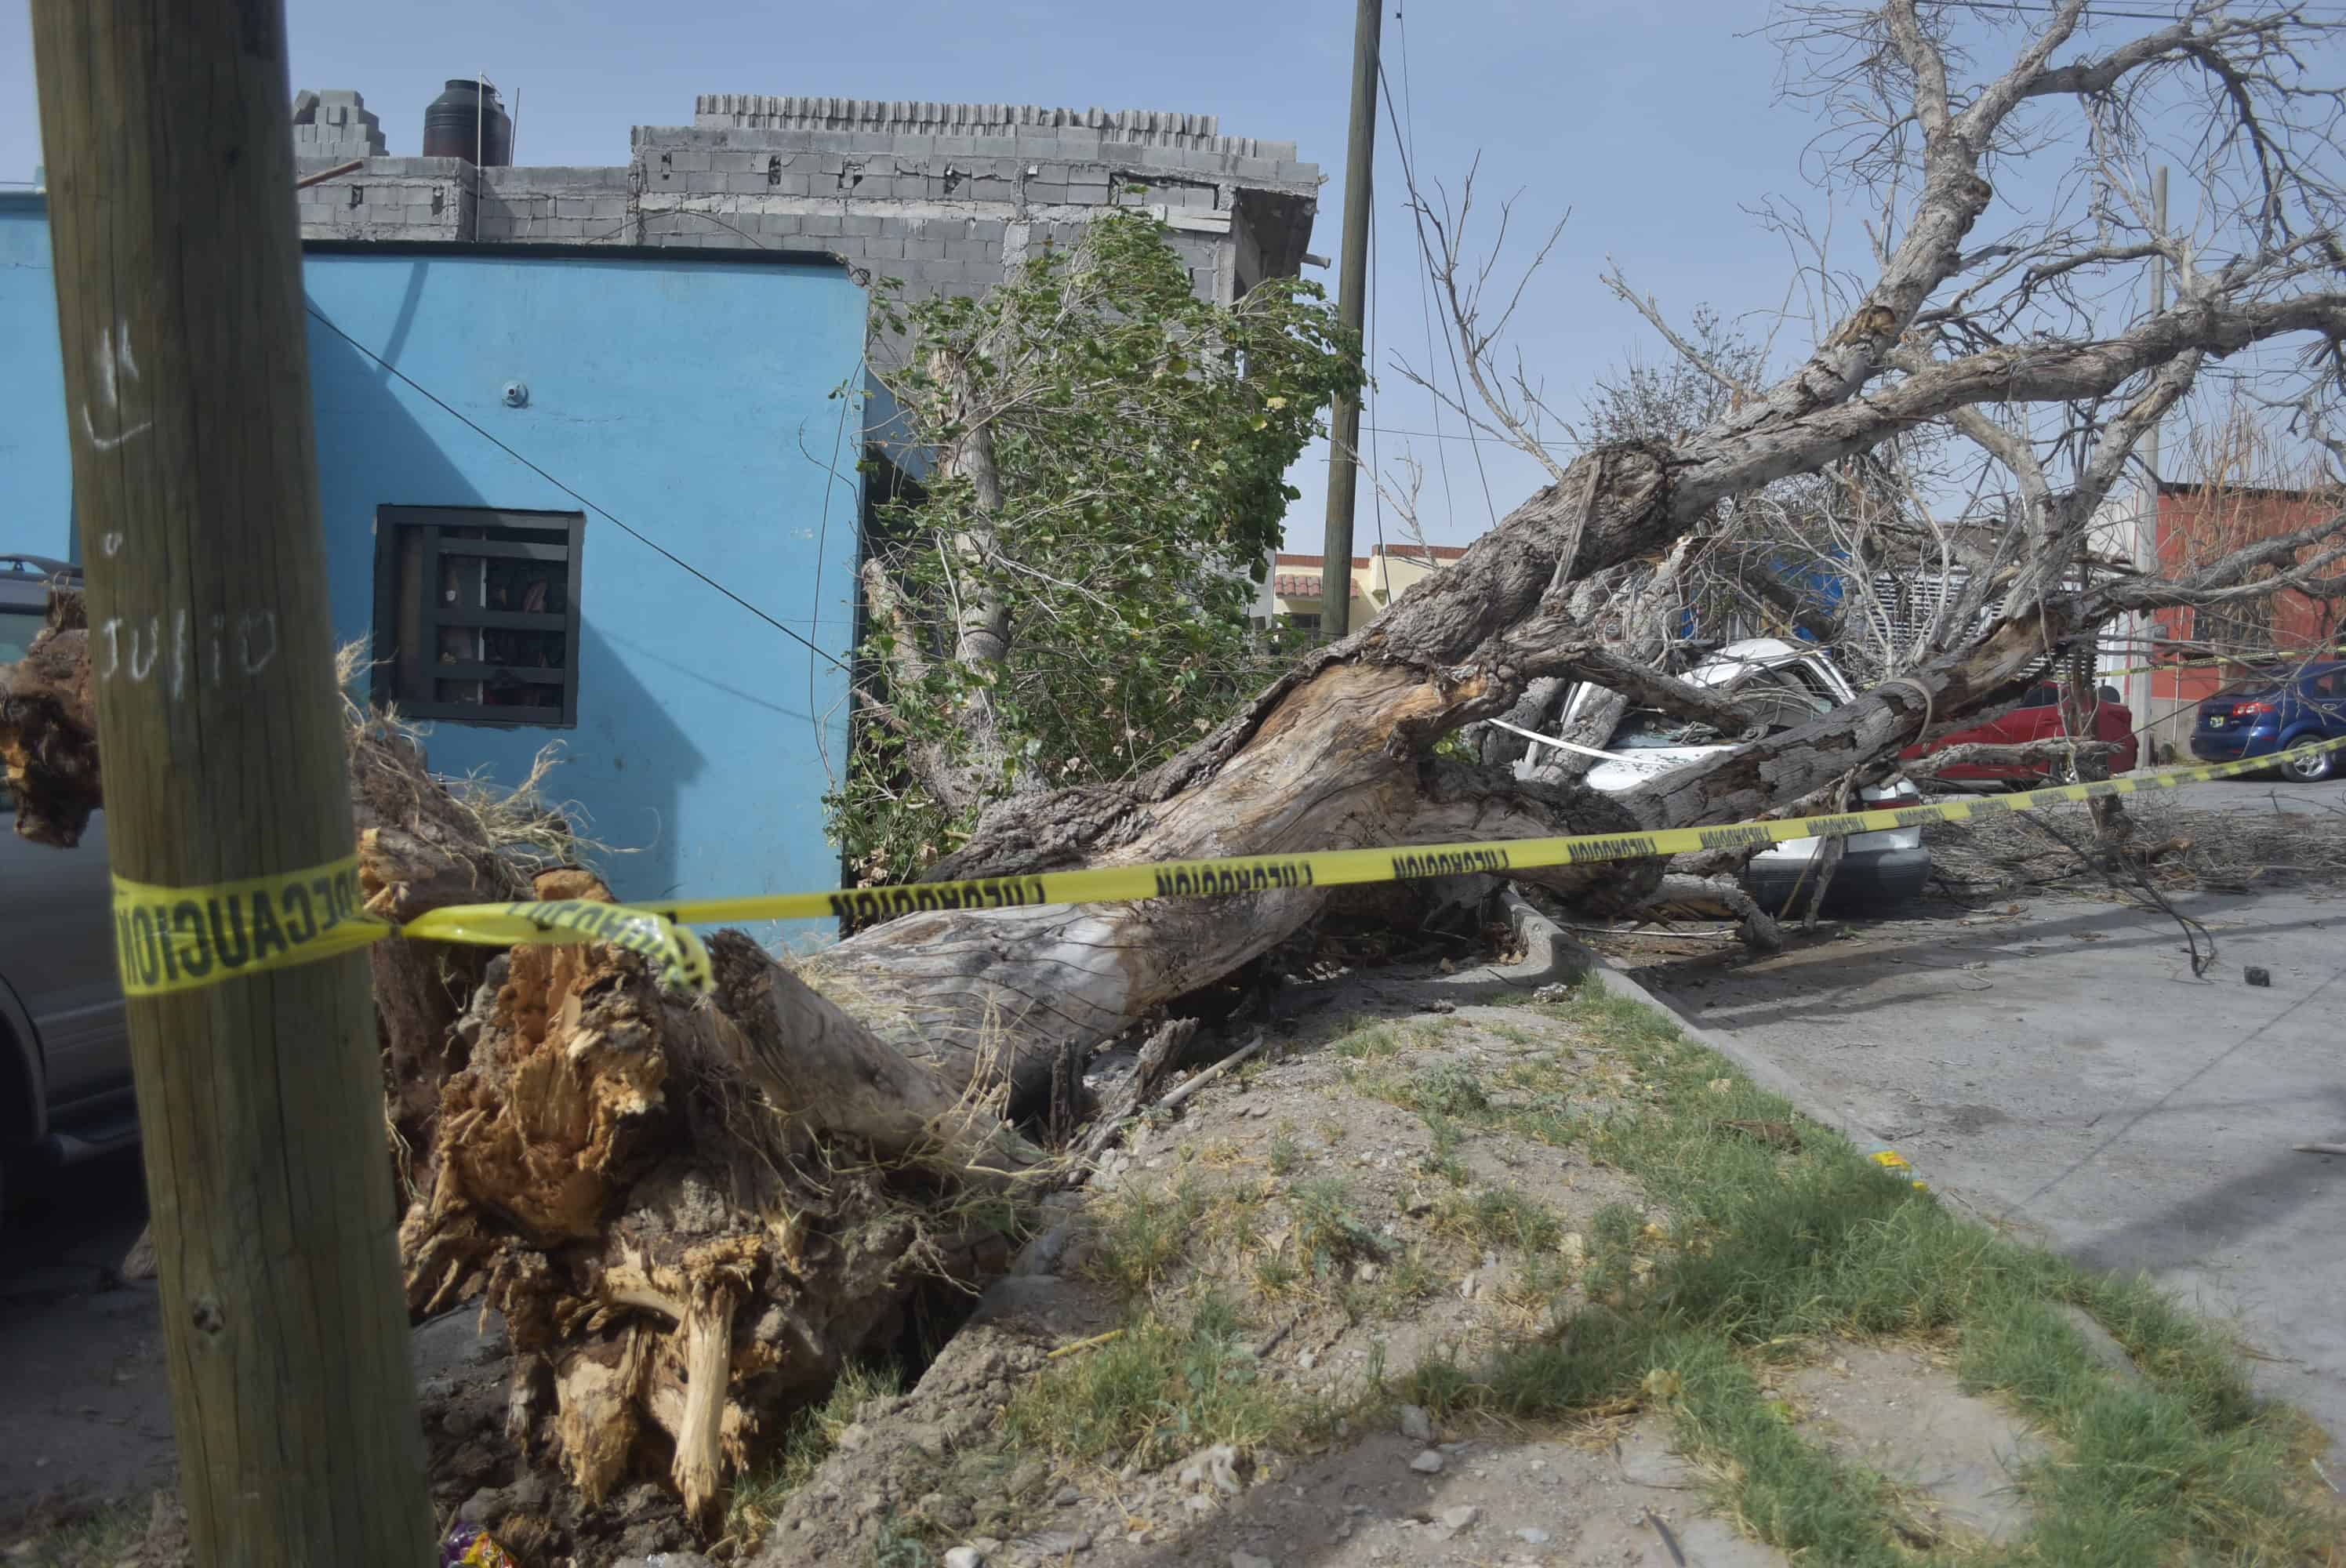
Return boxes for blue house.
[4,195,866,920]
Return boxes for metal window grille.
[372,506,583,727]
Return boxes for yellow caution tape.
[111,865,709,999]
[111,856,386,996]
[109,734,2346,1000]
[403,899,714,993]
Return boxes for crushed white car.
[1511,638,1930,914]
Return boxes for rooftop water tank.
[422,79,511,165]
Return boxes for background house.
[4,197,866,916]
[9,90,1327,913]
[1255,544,1467,632]
[288,89,1321,313]
[2138,480,2344,753]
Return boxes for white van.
[1516,638,1930,913]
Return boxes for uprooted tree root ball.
[401,919,1045,1531]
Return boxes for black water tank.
[422,79,511,165]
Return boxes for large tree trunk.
[799,449,1702,1098]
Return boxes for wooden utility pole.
[29,3,434,1562]
[1317,0,1382,638]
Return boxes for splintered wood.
[399,898,1039,1528]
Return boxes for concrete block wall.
[476,165,637,244]
[292,87,387,160]
[292,97,1321,314]
[296,156,469,241]
[692,96,1298,159]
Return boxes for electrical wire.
[1391,4,1465,543]
[303,303,848,670]
[1376,59,1500,528]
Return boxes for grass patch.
[1002,1295,1323,1468]
[1330,1018,1403,1059]
[1291,1176,1385,1281]
[1433,1181,1564,1254]
[725,1361,905,1549]
[3,1501,146,1568]
[1085,1177,1208,1300]
[1391,978,2344,1566]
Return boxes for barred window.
[372,506,583,727]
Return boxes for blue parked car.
[2190,660,2346,782]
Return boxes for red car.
[1901,681,2141,784]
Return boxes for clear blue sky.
[9,3,2330,550]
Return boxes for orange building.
[2137,481,2343,752]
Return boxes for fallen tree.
[9,0,2346,1537]
[800,0,2346,1109]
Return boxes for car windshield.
[1610,711,1727,750]
[0,608,46,663]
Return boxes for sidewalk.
[1628,882,2346,1450]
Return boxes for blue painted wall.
[1,195,74,560]
[4,204,865,921]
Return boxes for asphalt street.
[1633,775,2346,1448]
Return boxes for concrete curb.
[1493,891,1937,1191]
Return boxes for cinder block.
[798,212,846,237]
[935,135,980,156]
[590,197,629,219]
[841,212,883,236]
[1025,181,1070,205]
[828,237,865,258]
[863,234,906,260]
[1275,162,1315,183]
[725,172,769,194]
[967,178,1016,202]
[757,212,803,236]
[904,238,946,260]
[772,174,812,197]
[921,257,969,283]
[557,197,596,218]
[1069,181,1113,205]
[967,217,1008,241]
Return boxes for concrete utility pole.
[29,2,434,1563]
[1318,0,1382,637]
